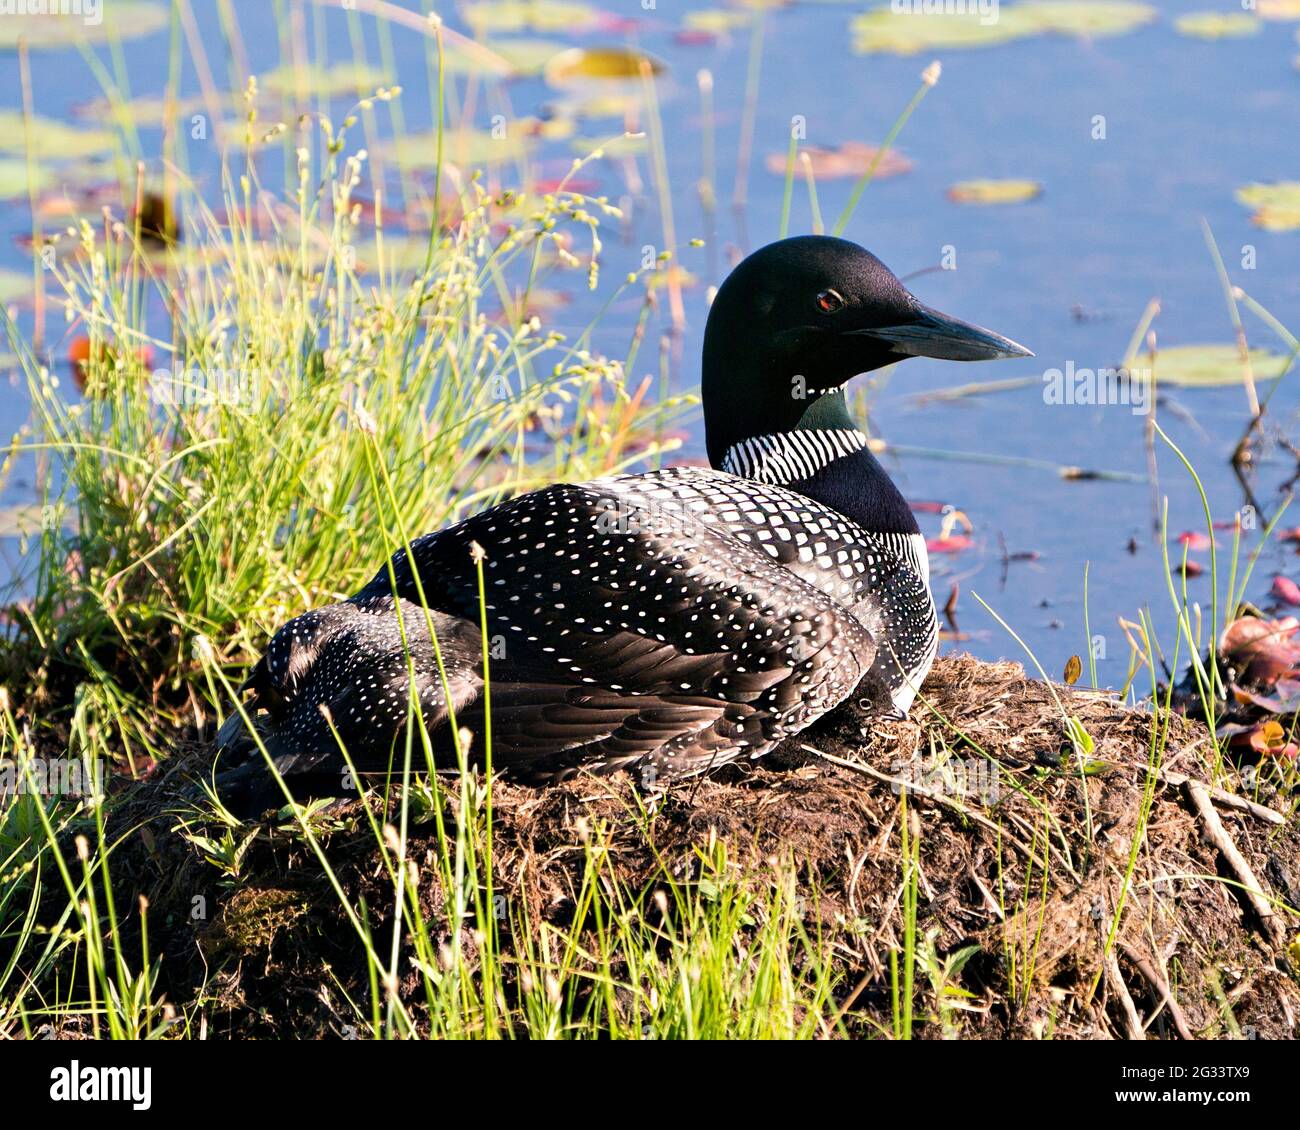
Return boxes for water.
[1,0,1298,684]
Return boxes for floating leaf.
[543,90,644,123]
[766,142,912,181]
[1176,531,1215,551]
[683,9,754,32]
[0,112,117,160]
[1235,182,1300,231]
[389,126,533,170]
[72,92,207,127]
[1175,12,1261,38]
[0,1,167,50]
[926,535,972,554]
[1150,344,1291,387]
[1274,576,1300,606]
[0,158,52,198]
[260,63,394,99]
[645,266,699,292]
[464,0,601,34]
[852,7,1028,53]
[1063,655,1082,685]
[422,38,567,78]
[1020,1,1158,35]
[1258,0,1300,17]
[544,47,664,87]
[947,178,1042,205]
[0,270,30,306]
[852,2,1156,55]
[1221,615,1300,684]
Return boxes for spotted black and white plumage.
[215,235,1030,811]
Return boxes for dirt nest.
[104,655,1300,1039]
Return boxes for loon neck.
[718,390,919,536]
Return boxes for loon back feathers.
[215,235,1030,810]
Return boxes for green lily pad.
[948,178,1043,204]
[0,158,53,198]
[544,47,664,87]
[260,63,394,99]
[0,1,166,50]
[683,9,755,32]
[389,124,540,170]
[0,270,32,306]
[1258,0,1300,17]
[1145,345,1293,388]
[1236,182,1300,231]
[463,0,601,34]
[852,7,1026,53]
[852,1,1157,54]
[0,111,118,160]
[1175,12,1261,38]
[439,38,567,78]
[71,92,208,127]
[544,90,645,122]
[1020,1,1158,36]
[766,142,912,180]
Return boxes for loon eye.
[815,289,845,315]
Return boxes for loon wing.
[362,477,875,780]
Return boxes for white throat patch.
[720,428,868,485]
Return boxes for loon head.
[702,235,1032,466]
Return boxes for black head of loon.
[701,235,1032,468]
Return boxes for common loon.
[214,235,1031,810]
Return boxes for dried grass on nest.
[111,655,1300,1039]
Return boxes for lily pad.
[0,112,117,160]
[852,7,1026,53]
[852,1,1157,55]
[1147,345,1292,388]
[1019,1,1158,36]
[544,47,664,86]
[1236,182,1300,231]
[260,63,394,99]
[389,126,536,170]
[765,142,912,180]
[0,158,52,198]
[0,270,31,306]
[1175,12,1261,38]
[0,1,166,50]
[683,9,755,32]
[71,92,208,127]
[543,90,644,122]
[947,178,1043,204]
[463,0,602,34]
[441,38,567,78]
[1258,0,1300,17]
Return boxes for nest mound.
[97,655,1300,1038]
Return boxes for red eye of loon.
[815,289,844,314]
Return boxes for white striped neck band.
[720,428,869,485]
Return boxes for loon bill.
[215,235,1032,812]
